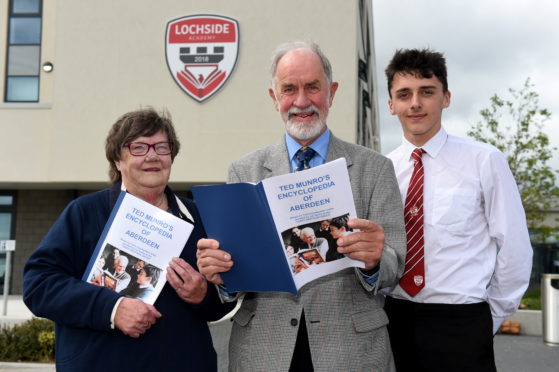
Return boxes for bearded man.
[197,41,406,371]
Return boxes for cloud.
[373,0,559,171]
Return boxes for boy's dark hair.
[329,215,349,230]
[385,48,448,97]
[143,264,160,285]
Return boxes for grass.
[519,288,541,310]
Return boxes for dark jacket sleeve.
[177,197,236,321]
[23,195,121,331]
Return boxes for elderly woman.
[23,108,233,371]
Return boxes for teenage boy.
[383,48,533,372]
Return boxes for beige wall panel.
[1,0,359,187]
[0,108,52,182]
[0,0,7,96]
[39,0,56,103]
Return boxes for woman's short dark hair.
[105,108,181,183]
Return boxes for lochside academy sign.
[165,15,239,103]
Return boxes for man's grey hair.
[115,255,129,267]
[270,41,333,90]
[300,227,316,239]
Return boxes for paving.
[494,334,559,372]
[0,363,55,372]
[2,297,559,371]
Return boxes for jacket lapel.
[263,137,291,177]
[326,134,354,169]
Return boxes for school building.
[1,0,557,298]
[0,0,380,294]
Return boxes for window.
[0,192,16,288]
[4,0,43,102]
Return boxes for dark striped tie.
[294,146,316,172]
[400,148,426,296]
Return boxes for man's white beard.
[284,105,326,141]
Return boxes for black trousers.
[289,310,314,372]
[384,297,496,372]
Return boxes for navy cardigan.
[23,183,233,371]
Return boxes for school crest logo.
[165,15,239,102]
[414,275,424,286]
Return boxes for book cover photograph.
[192,158,364,295]
[82,192,194,304]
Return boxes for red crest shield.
[413,275,424,286]
[165,15,239,102]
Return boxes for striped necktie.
[400,148,426,296]
[294,146,316,171]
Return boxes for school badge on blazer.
[165,15,239,102]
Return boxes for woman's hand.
[167,257,208,304]
[114,298,161,338]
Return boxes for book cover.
[192,158,363,295]
[82,191,194,304]
[102,271,118,291]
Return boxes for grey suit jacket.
[227,133,406,371]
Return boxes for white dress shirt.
[386,127,533,333]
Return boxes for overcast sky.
[372,0,559,171]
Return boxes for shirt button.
[290,318,298,326]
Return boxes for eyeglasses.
[123,142,173,156]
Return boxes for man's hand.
[336,218,384,271]
[196,238,233,285]
[167,257,208,304]
[114,298,161,338]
